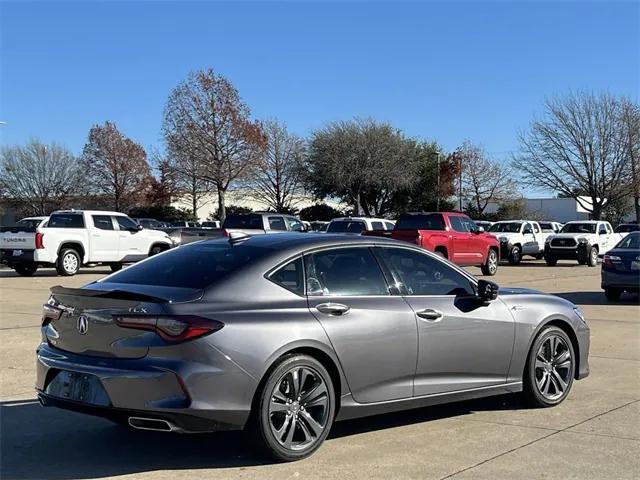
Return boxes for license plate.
[12,250,23,256]
[45,371,110,406]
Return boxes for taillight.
[603,254,622,268]
[35,232,44,249]
[114,315,223,342]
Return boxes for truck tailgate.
[0,228,37,250]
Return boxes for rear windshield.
[395,214,445,231]
[615,224,640,233]
[223,214,264,229]
[539,222,553,231]
[48,214,85,228]
[615,232,640,249]
[106,241,272,289]
[489,222,522,233]
[327,220,366,233]
[561,223,596,234]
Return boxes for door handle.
[316,303,350,316]
[416,309,443,321]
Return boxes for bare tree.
[516,92,634,219]
[163,151,212,218]
[458,141,517,215]
[0,139,83,215]
[82,121,152,212]
[620,98,640,223]
[162,69,265,221]
[246,119,305,212]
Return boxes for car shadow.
[553,291,640,305]
[0,269,110,278]
[1,394,526,479]
[499,261,586,268]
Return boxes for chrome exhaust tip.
[128,416,176,432]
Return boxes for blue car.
[602,232,640,300]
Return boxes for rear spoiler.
[50,286,169,303]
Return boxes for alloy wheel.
[268,366,330,451]
[488,250,498,274]
[534,334,573,401]
[63,252,79,274]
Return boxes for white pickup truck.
[0,210,173,276]
[544,220,624,267]
[487,220,545,264]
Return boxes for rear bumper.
[601,269,640,291]
[35,342,253,432]
[1,249,54,266]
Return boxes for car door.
[305,246,418,403]
[521,222,537,254]
[114,216,147,260]
[376,246,514,397]
[89,215,119,261]
[448,215,473,264]
[460,216,485,263]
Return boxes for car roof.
[52,209,126,216]
[330,217,389,222]
[20,216,48,220]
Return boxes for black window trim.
[91,214,116,231]
[265,254,306,297]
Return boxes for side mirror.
[476,226,485,233]
[477,279,499,302]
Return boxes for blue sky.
[1,0,638,169]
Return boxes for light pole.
[436,149,441,212]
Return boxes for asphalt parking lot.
[1,261,638,480]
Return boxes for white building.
[485,196,607,222]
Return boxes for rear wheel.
[255,354,335,462]
[481,249,498,276]
[604,287,622,301]
[56,248,81,276]
[110,263,123,272]
[14,263,37,276]
[524,326,575,407]
[508,245,522,265]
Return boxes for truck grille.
[551,238,577,248]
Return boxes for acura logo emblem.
[77,315,89,335]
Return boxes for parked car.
[365,212,500,275]
[614,223,640,235]
[473,220,494,231]
[201,220,221,229]
[601,231,640,300]
[170,220,200,228]
[36,233,590,461]
[309,221,329,232]
[326,217,395,234]
[1,210,173,276]
[488,220,545,264]
[134,218,165,230]
[544,221,623,267]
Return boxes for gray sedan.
[36,234,590,461]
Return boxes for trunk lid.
[44,284,201,359]
[0,227,36,250]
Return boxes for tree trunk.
[192,192,198,219]
[635,197,640,225]
[355,191,362,216]
[218,187,226,222]
[591,199,601,220]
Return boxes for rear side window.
[223,214,264,229]
[106,242,272,289]
[92,215,114,230]
[269,257,304,295]
[304,247,389,296]
[371,221,384,230]
[268,217,287,231]
[384,222,395,230]
[396,214,445,230]
[48,214,85,228]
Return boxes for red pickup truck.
[363,212,500,275]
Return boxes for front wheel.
[255,354,335,461]
[545,255,558,266]
[481,249,498,276]
[14,263,37,276]
[508,245,521,265]
[56,249,81,276]
[524,326,575,407]
[587,246,598,267]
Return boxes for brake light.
[35,232,44,249]
[114,315,223,342]
[603,254,622,268]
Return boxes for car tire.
[56,248,81,276]
[481,249,498,276]
[524,326,575,408]
[545,255,558,266]
[14,263,37,276]
[434,250,446,259]
[508,245,522,265]
[149,245,164,256]
[254,354,335,462]
[587,246,598,267]
[535,253,544,260]
[110,263,123,272]
[604,287,622,301]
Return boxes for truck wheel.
[587,247,598,267]
[149,245,164,256]
[56,248,81,276]
[110,263,123,272]
[14,264,37,276]
[604,288,622,301]
[545,255,558,266]
[481,249,498,276]
[508,245,521,265]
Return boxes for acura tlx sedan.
[36,233,590,461]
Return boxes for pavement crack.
[440,398,640,479]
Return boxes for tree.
[163,68,266,221]
[146,150,180,207]
[304,118,419,216]
[457,141,517,215]
[298,203,344,221]
[160,150,211,218]
[0,139,83,215]
[82,121,152,211]
[495,198,528,221]
[620,98,640,223]
[246,119,306,212]
[517,92,636,220]
[213,204,252,219]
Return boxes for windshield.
[615,232,640,249]
[489,222,522,233]
[106,241,272,289]
[539,222,555,232]
[615,224,640,233]
[395,214,445,230]
[327,220,366,233]
[561,223,597,234]
[223,214,264,229]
